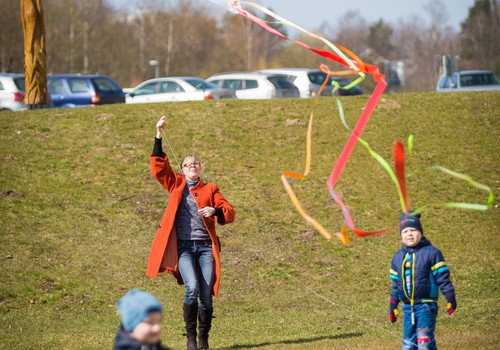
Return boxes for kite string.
[159,127,221,227]
[161,129,181,170]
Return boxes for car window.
[284,75,298,83]
[92,77,121,92]
[333,78,351,87]
[13,77,26,91]
[222,79,242,90]
[184,78,219,90]
[244,80,258,89]
[47,79,66,94]
[460,73,499,86]
[159,82,184,93]
[209,79,222,87]
[308,72,330,85]
[0,81,4,90]
[134,82,158,96]
[267,76,295,89]
[68,78,91,93]
[184,78,204,89]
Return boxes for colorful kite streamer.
[209,0,389,242]
[209,0,493,243]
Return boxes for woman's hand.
[156,116,166,138]
[198,207,215,217]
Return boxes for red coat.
[146,155,235,297]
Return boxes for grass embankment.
[0,92,498,349]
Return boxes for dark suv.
[47,74,125,108]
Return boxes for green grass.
[0,92,499,349]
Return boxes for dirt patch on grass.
[286,118,304,126]
[1,190,23,198]
[376,98,401,109]
[97,113,114,121]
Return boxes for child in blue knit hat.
[389,211,457,350]
[114,289,171,350]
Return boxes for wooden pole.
[20,0,47,109]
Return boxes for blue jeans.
[178,240,215,309]
[402,303,438,350]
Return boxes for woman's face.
[182,156,202,181]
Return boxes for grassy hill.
[0,92,498,349]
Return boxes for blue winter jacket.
[389,237,455,305]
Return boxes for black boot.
[198,307,213,350]
[183,303,198,350]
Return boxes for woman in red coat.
[147,116,235,350]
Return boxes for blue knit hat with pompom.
[117,289,163,332]
[399,210,423,234]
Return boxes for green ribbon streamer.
[408,134,414,153]
[357,138,407,212]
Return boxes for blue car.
[47,74,125,108]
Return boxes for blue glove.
[389,300,399,323]
[446,294,457,315]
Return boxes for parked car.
[0,73,26,111]
[47,74,125,108]
[436,70,500,92]
[125,77,236,104]
[258,68,363,97]
[206,72,300,99]
[331,77,364,96]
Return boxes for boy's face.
[401,227,423,247]
[130,312,163,344]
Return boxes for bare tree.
[1,0,480,91]
[335,11,369,55]
[391,0,458,91]
[460,0,500,74]
[1,0,24,72]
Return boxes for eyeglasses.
[182,162,200,168]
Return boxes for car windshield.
[134,82,157,95]
[13,77,26,91]
[459,73,500,87]
[184,78,219,90]
[439,75,458,88]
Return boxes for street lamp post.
[149,59,160,78]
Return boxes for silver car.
[436,70,500,92]
[0,73,26,111]
[125,77,236,104]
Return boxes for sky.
[107,0,475,32]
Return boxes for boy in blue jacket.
[114,289,172,350]
[389,211,457,350]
